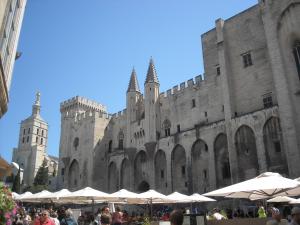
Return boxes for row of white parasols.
[11,172,300,205]
[12,189,215,204]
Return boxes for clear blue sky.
[0,0,257,162]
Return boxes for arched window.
[118,131,124,149]
[293,41,300,80]
[163,119,171,137]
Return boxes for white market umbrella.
[18,192,33,201]
[187,193,216,203]
[108,189,140,203]
[12,192,20,200]
[43,189,72,203]
[21,190,53,202]
[278,177,300,197]
[167,192,191,203]
[61,187,110,202]
[204,172,300,200]
[133,189,174,204]
[267,196,296,203]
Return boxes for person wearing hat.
[266,207,288,225]
[290,207,300,225]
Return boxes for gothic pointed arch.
[214,133,231,188]
[120,158,130,189]
[171,145,187,194]
[235,125,259,180]
[263,117,288,175]
[154,150,167,193]
[191,139,209,193]
[134,150,148,191]
[108,161,119,192]
[68,159,79,191]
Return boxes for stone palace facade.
[57,0,300,194]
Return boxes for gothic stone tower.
[12,92,48,187]
[57,96,110,190]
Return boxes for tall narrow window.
[28,128,30,134]
[163,119,171,137]
[242,52,253,68]
[26,136,29,142]
[118,131,124,149]
[40,138,43,145]
[22,137,25,143]
[216,65,221,75]
[42,130,44,136]
[263,93,273,108]
[36,136,38,143]
[177,124,181,133]
[192,99,196,108]
[293,41,300,80]
[23,129,25,135]
[37,128,39,135]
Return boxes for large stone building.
[12,92,58,190]
[0,0,27,118]
[57,0,300,194]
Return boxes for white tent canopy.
[108,189,140,203]
[187,193,216,203]
[204,172,300,200]
[60,187,110,202]
[17,191,33,201]
[167,192,215,203]
[12,192,20,200]
[42,189,72,203]
[131,189,174,204]
[21,190,53,202]
[267,196,296,203]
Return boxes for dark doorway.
[137,181,150,193]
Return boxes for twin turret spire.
[145,57,159,84]
[127,68,141,93]
[127,58,159,93]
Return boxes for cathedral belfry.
[12,92,57,189]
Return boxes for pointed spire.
[145,57,159,84]
[32,91,41,116]
[127,67,141,93]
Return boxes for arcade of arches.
[107,117,288,194]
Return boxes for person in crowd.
[60,209,78,225]
[23,213,32,225]
[95,209,102,225]
[34,210,55,225]
[290,207,300,225]
[112,207,122,225]
[170,210,184,225]
[77,215,85,225]
[258,204,267,218]
[212,208,226,220]
[50,212,60,225]
[266,207,288,225]
[100,207,111,225]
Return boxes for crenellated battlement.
[74,110,111,123]
[60,96,107,113]
[159,74,205,98]
[111,109,127,119]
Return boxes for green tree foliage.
[33,159,49,187]
[12,167,21,193]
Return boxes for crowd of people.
[8,205,185,225]
[8,203,300,225]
